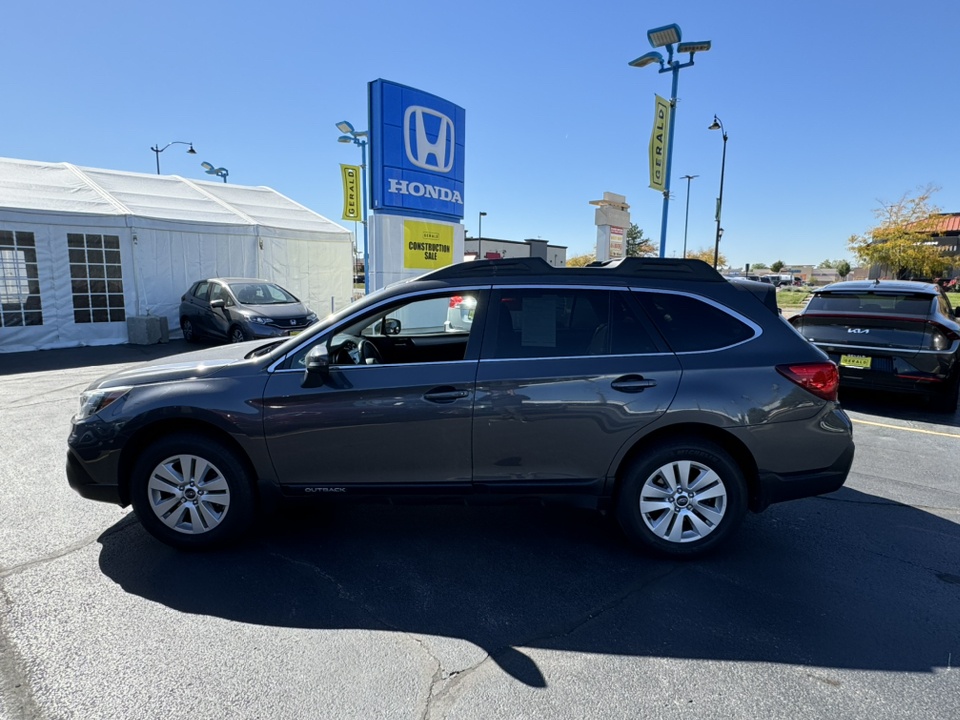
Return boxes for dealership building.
[464,237,567,267]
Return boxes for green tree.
[687,246,728,268]
[566,253,595,268]
[836,260,851,280]
[626,224,657,257]
[770,260,785,273]
[818,259,839,269]
[848,185,953,279]
[752,262,768,270]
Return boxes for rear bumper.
[751,442,854,513]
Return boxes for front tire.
[130,434,256,550]
[229,325,248,344]
[616,439,747,558]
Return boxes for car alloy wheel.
[616,439,747,557]
[638,460,727,543]
[146,454,231,534]
[230,325,246,344]
[131,434,256,549]
[181,318,196,343]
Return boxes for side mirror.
[384,318,401,335]
[210,299,226,310]
[305,344,330,375]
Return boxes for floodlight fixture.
[186,144,197,155]
[677,41,711,54]
[708,117,722,131]
[647,24,681,48]
[338,135,353,143]
[629,51,664,68]
[336,121,355,134]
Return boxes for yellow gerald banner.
[403,221,454,269]
[648,95,671,192]
[340,164,361,221]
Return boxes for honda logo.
[404,106,454,173]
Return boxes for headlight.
[77,387,132,420]
[306,313,318,323]
[245,315,270,325]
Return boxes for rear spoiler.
[728,278,780,314]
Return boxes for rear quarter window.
[635,291,755,352]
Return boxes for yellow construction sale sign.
[403,221,454,269]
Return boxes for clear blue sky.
[3,0,957,269]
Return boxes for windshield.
[229,282,298,305]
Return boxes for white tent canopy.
[0,158,353,353]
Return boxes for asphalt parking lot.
[1,343,958,720]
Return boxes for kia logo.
[847,328,870,333]
[404,106,454,173]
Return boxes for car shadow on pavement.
[840,388,960,427]
[97,488,960,687]
[0,341,195,376]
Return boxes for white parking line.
[851,417,960,439]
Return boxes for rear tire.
[130,434,256,550]
[616,439,747,558]
[181,317,197,343]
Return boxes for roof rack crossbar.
[420,257,724,282]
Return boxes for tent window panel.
[0,231,43,327]
[67,232,125,324]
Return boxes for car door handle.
[611,375,657,393]
[423,387,470,403]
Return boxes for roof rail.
[421,257,724,282]
[423,257,554,279]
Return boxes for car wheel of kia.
[181,318,197,343]
[229,325,247,344]
[616,439,747,557]
[130,434,256,549]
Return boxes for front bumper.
[751,441,855,512]
[67,449,123,505]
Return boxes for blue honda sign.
[369,79,465,221]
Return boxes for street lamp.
[150,141,196,175]
[630,24,712,258]
[680,175,698,259]
[478,211,487,240]
[200,162,229,183]
[336,120,370,294]
[709,115,728,269]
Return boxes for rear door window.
[193,282,210,301]
[634,291,755,352]
[486,288,658,359]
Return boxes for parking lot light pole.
[150,141,196,175]
[337,121,369,294]
[630,26,711,258]
[478,211,486,240]
[709,115,728,269]
[680,174,698,258]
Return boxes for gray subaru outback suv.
[67,258,854,557]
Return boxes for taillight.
[928,322,960,351]
[776,362,839,402]
[449,295,463,308]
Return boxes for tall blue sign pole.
[630,25,712,259]
[658,65,680,258]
